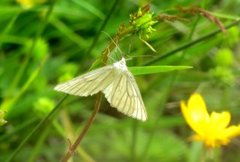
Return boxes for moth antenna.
[101,31,124,60]
[108,54,116,63]
[125,56,132,62]
[128,44,132,56]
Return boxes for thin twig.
[60,1,122,161]
[5,1,121,162]
[61,93,102,162]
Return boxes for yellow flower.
[16,0,46,9]
[180,93,240,148]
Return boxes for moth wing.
[103,70,147,121]
[54,66,115,96]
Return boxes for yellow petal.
[180,101,192,125]
[223,125,240,138]
[180,94,209,134]
[180,93,240,148]
[210,111,231,129]
[187,93,209,121]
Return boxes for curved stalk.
[61,94,102,162]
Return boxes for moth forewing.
[54,66,114,96]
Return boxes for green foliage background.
[0,0,240,162]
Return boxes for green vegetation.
[0,0,240,161]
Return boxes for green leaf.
[72,0,105,19]
[129,65,192,75]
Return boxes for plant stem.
[2,56,48,112]
[0,118,37,142]
[141,13,202,161]
[144,19,240,65]
[60,110,95,162]
[60,1,123,160]
[5,95,68,162]
[85,0,120,56]
[27,122,52,162]
[2,0,56,112]
[140,77,174,161]
[5,0,124,161]
[130,120,138,162]
[61,93,102,162]
[0,9,21,55]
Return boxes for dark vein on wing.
[111,74,123,104]
[116,75,127,108]
[128,71,146,120]
[128,81,136,114]
[73,68,112,95]
[87,70,113,95]
[58,67,109,93]
[126,76,133,115]
[67,79,86,94]
[121,76,129,113]
[126,79,135,115]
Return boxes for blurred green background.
[0,0,240,161]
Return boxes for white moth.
[54,58,147,121]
